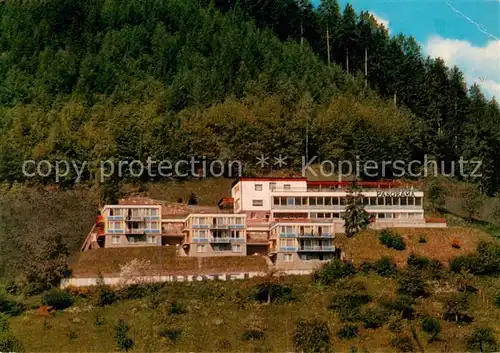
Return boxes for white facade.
[232,178,307,212]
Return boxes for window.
[147,236,157,244]
[284,254,293,262]
[252,199,263,207]
[284,184,291,190]
[232,244,242,253]
[112,236,120,244]
[196,245,206,253]
[270,182,276,191]
[273,197,280,205]
[255,184,263,191]
[415,197,422,206]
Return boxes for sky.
[311,0,500,99]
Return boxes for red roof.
[307,181,404,188]
[232,177,307,186]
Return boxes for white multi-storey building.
[82,177,445,271]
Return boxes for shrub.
[359,261,373,274]
[242,329,265,341]
[388,316,404,332]
[251,283,295,304]
[466,327,498,353]
[157,325,182,342]
[390,336,414,352]
[407,253,430,270]
[361,307,389,329]
[42,289,74,310]
[215,338,232,351]
[421,317,441,342]
[379,230,393,246]
[0,333,23,352]
[379,230,405,250]
[96,286,118,307]
[312,259,357,285]
[495,295,500,308]
[452,240,461,249]
[449,241,500,275]
[443,293,472,323]
[168,301,187,315]
[0,292,23,316]
[294,319,331,353]
[118,284,151,300]
[396,271,430,298]
[337,324,358,340]
[381,295,415,320]
[391,235,406,251]
[115,319,134,351]
[0,315,8,333]
[374,257,398,277]
[5,281,21,296]
[330,282,372,323]
[418,235,427,243]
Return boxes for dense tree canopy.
[0,0,498,194]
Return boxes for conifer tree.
[342,181,370,237]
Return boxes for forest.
[0,0,499,194]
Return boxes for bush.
[449,241,500,275]
[388,316,404,332]
[452,240,461,249]
[0,333,23,352]
[378,230,405,250]
[418,235,427,243]
[0,292,23,316]
[421,317,441,342]
[379,230,393,246]
[96,286,118,307]
[168,301,187,315]
[495,295,500,308]
[466,327,498,353]
[361,307,389,329]
[337,324,358,340]
[374,257,398,277]
[251,283,295,304]
[157,325,182,342]
[381,295,415,320]
[359,261,373,274]
[390,336,414,352]
[242,329,265,341]
[391,235,406,251]
[312,259,356,285]
[330,282,372,323]
[118,284,151,300]
[42,289,74,310]
[407,253,430,270]
[0,315,8,333]
[294,319,331,353]
[396,271,430,298]
[443,293,472,323]
[115,319,134,351]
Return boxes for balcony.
[192,224,210,229]
[230,238,245,242]
[228,224,245,229]
[280,232,297,238]
[210,237,231,243]
[192,237,210,243]
[210,224,229,230]
[273,204,345,210]
[108,215,124,221]
[297,246,335,252]
[297,233,333,239]
[279,246,298,252]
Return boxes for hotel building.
[82,177,445,271]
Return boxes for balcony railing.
[192,237,210,243]
[192,224,210,229]
[210,237,231,243]
[297,246,335,252]
[280,233,297,238]
[229,224,245,229]
[279,246,298,252]
[210,224,229,229]
[273,204,423,210]
[297,233,333,238]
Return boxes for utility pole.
[346,47,349,73]
[364,47,368,88]
[326,25,331,66]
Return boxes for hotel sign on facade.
[376,189,416,198]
